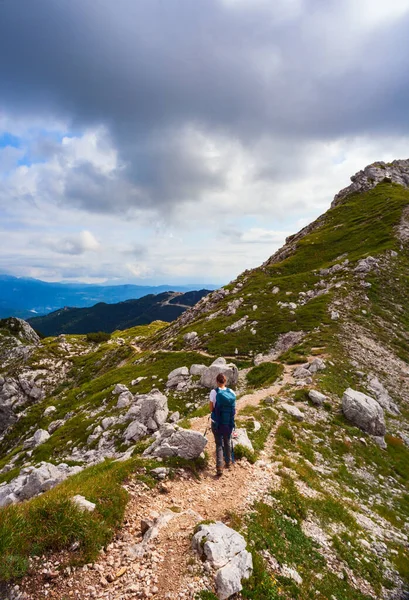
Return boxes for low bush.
[246,363,284,388]
[86,331,111,343]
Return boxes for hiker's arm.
[209,389,216,412]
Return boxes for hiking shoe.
[216,468,223,477]
[225,462,231,469]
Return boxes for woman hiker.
[209,372,236,477]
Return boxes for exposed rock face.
[342,388,386,436]
[0,462,82,507]
[192,522,253,599]
[23,428,50,449]
[123,390,169,440]
[143,424,207,459]
[366,376,400,416]
[332,159,409,207]
[200,358,239,389]
[0,404,17,434]
[166,366,190,389]
[0,317,40,346]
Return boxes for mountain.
[0,275,217,319]
[27,289,211,336]
[0,160,409,600]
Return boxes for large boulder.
[200,358,239,389]
[192,522,253,599]
[136,390,169,430]
[166,366,190,389]
[342,388,386,436]
[143,424,207,459]
[124,420,148,442]
[190,364,207,376]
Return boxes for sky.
[1,0,409,285]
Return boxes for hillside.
[0,160,409,600]
[0,276,216,319]
[27,290,211,336]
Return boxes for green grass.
[246,363,284,388]
[0,458,159,582]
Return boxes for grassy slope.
[1,182,409,594]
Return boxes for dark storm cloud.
[1,0,409,212]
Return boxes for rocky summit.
[1,161,409,600]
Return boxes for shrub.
[246,363,284,388]
[86,331,111,343]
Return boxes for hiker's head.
[216,373,227,386]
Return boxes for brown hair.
[216,373,227,385]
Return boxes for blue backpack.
[212,387,236,434]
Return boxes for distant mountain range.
[27,289,211,336]
[0,275,217,319]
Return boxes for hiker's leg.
[212,426,223,470]
[223,433,231,465]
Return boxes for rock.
[331,310,339,320]
[136,390,169,429]
[189,364,207,376]
[141,518,154,535]
[168,411,180,423]
[232,429,254,452]
[308,358,326,373]
[43,406,56,417]
[117,391,133,408]
[293,367,311,379]
[342,388,386,436]
[183,332,198,343]
[272,286,280,294]
[354,256,378,274]
[124,420,148,442]
[281,565,303,585]
[150,467,170,480]
[168,366,189,379]
[200,358,239,389]
[72,494,96,512]
[23,428,50,449]
[0,404,17,434]
[308,390,327,406]
[143,425,207,459]
[101,417,116,430]
[192,522,252,599]
[48,419,64,434]
[131,377,146,385]
[280,403,304,421]
[264,396,274,405]
[113,384,129,395]
[225,316,248,333]
[372,436,387,450]
[366,376,400,415]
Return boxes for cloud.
[1,0,409,284]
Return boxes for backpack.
[212,387,236,434]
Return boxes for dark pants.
[212,424,231,469]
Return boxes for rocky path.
[17,368,294,600]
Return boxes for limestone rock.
[136,390,169,430]
[48,419,64,434]
[308,390,327,406]
[117,391,133,408]
[190,364,207,376]
[72,494,96,512]
[225,316,248,333]
[166,366,190,389]
[143,424,207,459]
[113,383,130,395]
[342,388,386,436]
[232,429,254,453]
[192,522,252,599]
[23,428,50,449]
[367,376,400,415]
[183,332,198,343]
[293,367,311,379]
[0,404,17,434]
[124,420,148,442]
[280,403,304,421]
[43,406,57,417]
[200,358,239,389]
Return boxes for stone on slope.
[113,383,129,395]
[143,424,207,459]
[200,358,239,389]
[280,403,304,421]
[367,376,400,415]
[117,391,133,408]
[190,364,207,376]
[166,366,190,389]
[342,388,386,436]
[136,390,169,430]
[308,390,327,406]
[0,404,17,434]
[72,494,96,512]
[192,522,253,599]
[293,366,311,379]
[43,405,56,417]
[23,428,50,449]
[308,358,326,373]
[124,420,148,442]
[183,331,198,343]
[225,316,248,333]
[232,429,254,452]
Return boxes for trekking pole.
[203,415,211,438]
[231,429,235,464]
